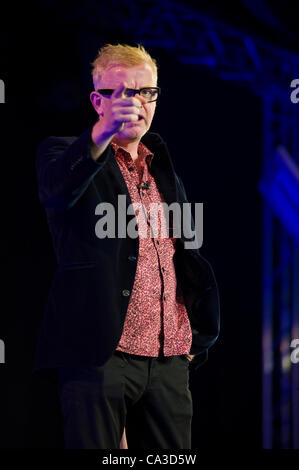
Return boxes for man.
[33,44,220,449]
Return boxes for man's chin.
[116,127,145,141]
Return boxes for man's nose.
[135,94,147,106]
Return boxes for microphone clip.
[137,181,150,190]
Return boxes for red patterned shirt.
[112,140,192,357]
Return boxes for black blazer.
[33,126,220,375]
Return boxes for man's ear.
[90,91,102,114]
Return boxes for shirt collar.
[111,141,154,168]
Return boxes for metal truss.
[260,93,299,448]
[44,0,297,95]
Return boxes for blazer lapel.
[141,132,177,206]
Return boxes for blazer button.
[122,289,130,297]
[128,255,137,262]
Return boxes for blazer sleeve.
[36,126,114,211]
[174,172,220,370]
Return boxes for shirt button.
[156,240,160,245]
[162,267,165,272]
[128,255,137,262]
[163,295,166,301]
[122,289,130,297]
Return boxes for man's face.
[96,63,157,143]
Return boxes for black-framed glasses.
[97,87,161,103]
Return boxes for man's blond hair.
[91,43,158,90]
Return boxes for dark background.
[1,0,298,449]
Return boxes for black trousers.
[57,350,193,449]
